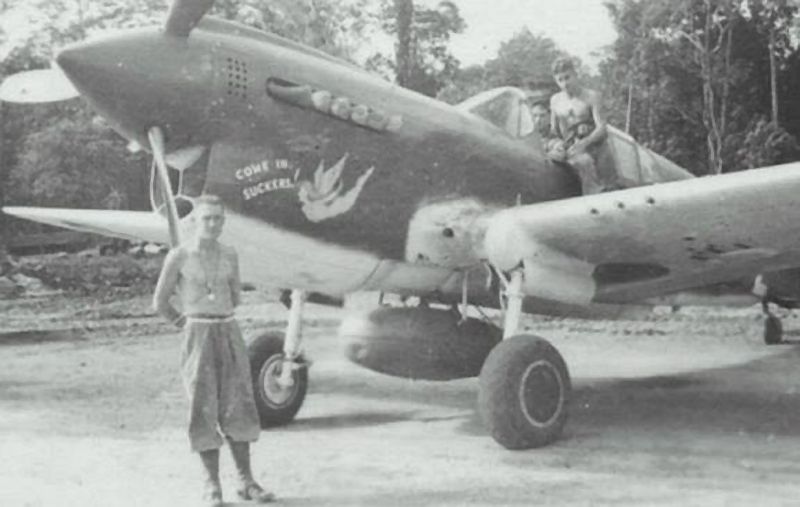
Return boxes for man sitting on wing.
[548,57,608,194]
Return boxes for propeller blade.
[148,126,182,247]
[165,0,215,37]
[0,68,79,103]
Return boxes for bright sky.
[432,0,618,67]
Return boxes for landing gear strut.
[478,269,571,449]
[247,289,310,428]
[762,301,783,345]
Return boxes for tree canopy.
[366,0,466,97]
[438,27,568,104]
[600,0,800,174]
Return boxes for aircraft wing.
[482,162,800,305]
[2,207,169,244]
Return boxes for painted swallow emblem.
[296,153,374,222]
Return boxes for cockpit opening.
[458,86,694,191]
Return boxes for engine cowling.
[340,306,501,381]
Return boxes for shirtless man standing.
[154,194,274,506]
[549,57,608,194]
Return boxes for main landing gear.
[478,269,572,449]
[762,301,784,345]
[247,289,310,427]
[246,273,572,449]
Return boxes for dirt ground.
[2,290,800,506]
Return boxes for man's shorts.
[180,317,261,452]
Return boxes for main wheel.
[247,332,308,428]
[764,314,783,345]
[478,335,571,450]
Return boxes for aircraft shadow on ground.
[285,411,417,431]
[0,329,84,346]
[309,371,478,412]
[567,347,800,441]
[305,346,800,441]
[0,379,48,394]
[287,410,474,433]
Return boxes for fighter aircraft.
[3,0,800,450]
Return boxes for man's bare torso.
[177,244,238,315]
[550,88,600,142]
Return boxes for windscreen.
[457,87,534,138]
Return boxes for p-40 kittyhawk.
[3,0,800,450]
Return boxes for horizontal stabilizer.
[2,207,170,245]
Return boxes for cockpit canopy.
[457,86,694,189]
[457,87,534,138]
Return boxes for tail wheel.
[478,335,571,450]
[247,332,308,428]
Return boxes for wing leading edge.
[2,207,170,245]
[482,162,800,305]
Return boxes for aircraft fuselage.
[56,18,580,270]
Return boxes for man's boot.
[228,439,275,503]
[199,449,223,507]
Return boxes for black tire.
[764,314,783,345]
[478,335,571,450]
[247,332,308,428]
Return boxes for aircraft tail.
[2,207,169,245]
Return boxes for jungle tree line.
[2,0,800,235]
[599,0,800,174]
